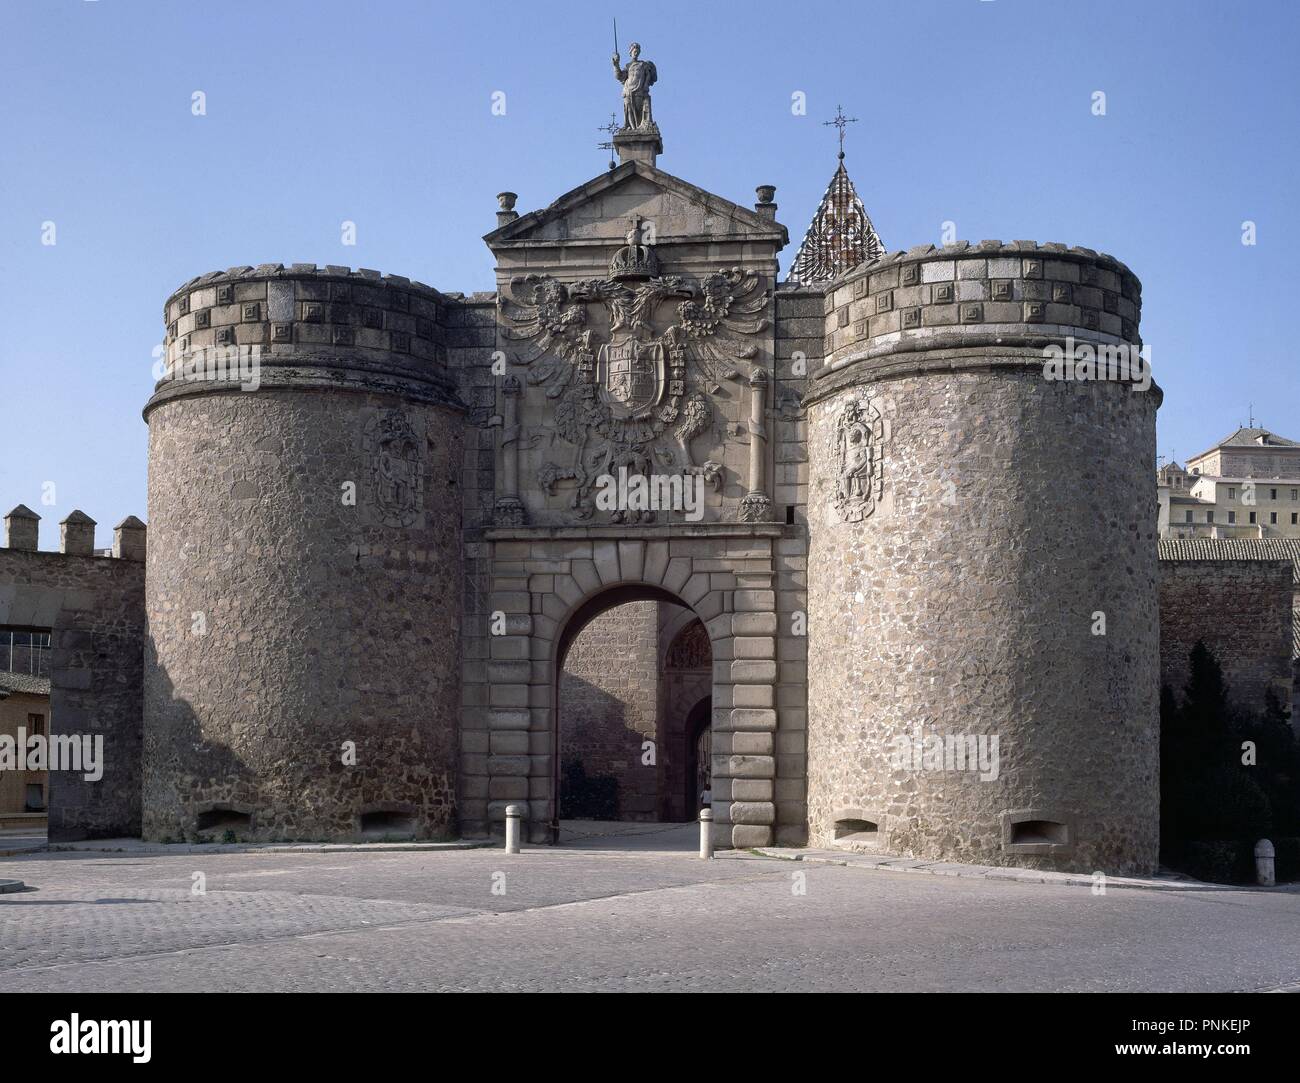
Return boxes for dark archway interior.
[554,586,712,829]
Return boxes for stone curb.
[744,847,1247,893]
[0,878,26,893]
[43,839,495,856]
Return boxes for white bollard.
[1255,838,1275,886]
[699,807,713,860]
[505,804,523,855]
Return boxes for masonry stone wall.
[803,242,1160,874]
[0,546,145,839]
[142,266,465,842]
[1158,560,1293,714]
[771,286,820,844]
[1157,538,1300,701]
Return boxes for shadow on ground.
[555,819,699,853]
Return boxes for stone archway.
[548,582,723,845]
[554,586,681,826]
[459,528,784,847]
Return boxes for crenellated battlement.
[150,263,467,416]
[2,505,145,561]
[810,240,1147,403]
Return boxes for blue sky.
[1,0,1296,547]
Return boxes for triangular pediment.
[485,160,787,249]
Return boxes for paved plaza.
[1,824,1297,993]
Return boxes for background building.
[1159,428,1300,539]
[0,627,51,829]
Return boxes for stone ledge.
[803,342,1164,409]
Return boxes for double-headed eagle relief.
[499,215,770,520]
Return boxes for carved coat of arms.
[834,396,885,522]
[363,409,424,528]
[598,331,665,420]
[498,222,769,521]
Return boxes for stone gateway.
[2,49,1174,875]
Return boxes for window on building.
[1207,511,1215,523]
[24,783,44,812]
[1250,512,1257,524]
[1293,513,1298,525]
[1271,488,1278,500]
[1228,487,1237,500]
[0,627,52,677]
[1271,512,1278,524]
[28,713,44,737]
[1185,511,1193,523]
[1292,489,1298,501]
[1228,511,1236,524]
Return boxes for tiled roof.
[1209,427,1300,449]
[1158,537,1300,579]
[0,672,51,696]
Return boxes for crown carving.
[609,214,658,280]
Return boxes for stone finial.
[59,509,97,556]
[113,515,147,562]
[755,185,778,221]
[496,192,519,228]
[4,504,39,551]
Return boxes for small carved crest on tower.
[363,409,425,528]
[833,395,886,522]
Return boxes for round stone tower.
[142,265,464,841]
[803,242,1160,874]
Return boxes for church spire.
[786,107,885,286]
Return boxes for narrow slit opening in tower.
[195,808,252,833]
[833,818,879,844]
[1010,819,1069,846]
[359,810,417,837]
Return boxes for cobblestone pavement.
[2,830,1298,992]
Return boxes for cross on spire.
[824,104,858,160]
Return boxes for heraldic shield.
[597,332,665,420]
